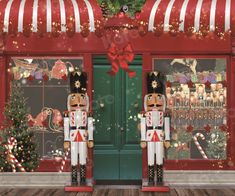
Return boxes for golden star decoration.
[152,80,158,89]
[75,80,81,88]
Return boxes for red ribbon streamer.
[107,43,135,78]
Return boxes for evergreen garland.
[98,0,146,17]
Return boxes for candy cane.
[59,148,70,173]
[5,137,26,172]
[193,133,208,159]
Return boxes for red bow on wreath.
[107,42,135,78]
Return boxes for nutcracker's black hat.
[147,71,165,94]
[70,68,87,94]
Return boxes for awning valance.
[139,0,233,35]
[0,0,102,36]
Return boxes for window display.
[10,58,83,159]
[153,58,227,160]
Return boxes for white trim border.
[1,171,235,187]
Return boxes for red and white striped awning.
[140,0,233,33]
[0,0,102,35]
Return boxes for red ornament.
[166,81,172,88]
[204,124,211,132]
[118,11,125,18]
[205,80,211,89]
[43,74,49,82]
[135,12,141,20]
[187,125,194,132]
[27,75,34,83]
[187,80,194,88]
[62,74,67,81]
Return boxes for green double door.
[93,55,142,180]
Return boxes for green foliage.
[98,0,146,17]
[0,81,39,172]
[205,130,227,160]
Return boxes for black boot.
[156,165,163,185]
[80,165,86,185]
[71,166,78,186]
[148,165,154,186]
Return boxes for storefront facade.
[0,0,235,183]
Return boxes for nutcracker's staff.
[140,72,171,185]
[63,69,94,185]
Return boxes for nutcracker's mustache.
[148,104,162,107]
[71,104,86,107]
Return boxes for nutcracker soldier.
[140,72,170,191]
[64,69,94,191]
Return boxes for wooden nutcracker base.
[64,179,94,192]
[65,186,93,192]
[141,179,170,192]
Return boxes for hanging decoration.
[51,60,69,80]
[107,42,135,77]
[5,137,26,172]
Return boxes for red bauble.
[118,11,125,18]
[205,80,211,89]
[187,80,194,88]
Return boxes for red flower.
[186,125,194,132]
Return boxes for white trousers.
[147,142,164,166]
[71,142,87,166]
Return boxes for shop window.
[10,58,83,159]
[153,58,227,160]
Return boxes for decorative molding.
[1,171,235,187]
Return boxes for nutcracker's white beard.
[144,94,166,112]
[67,93,89,112]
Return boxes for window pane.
[10,58,83,159]
[153,58,227,160]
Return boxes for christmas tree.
[0,81,39,172]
